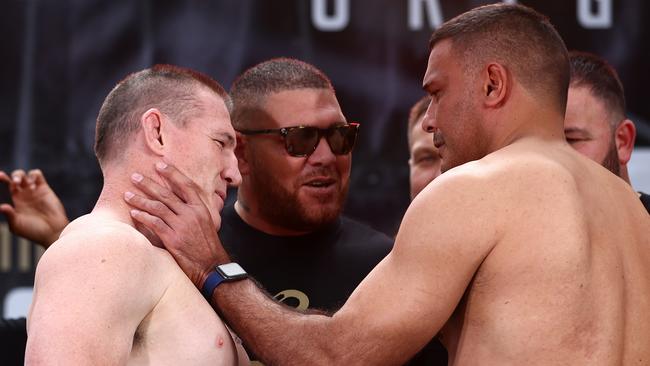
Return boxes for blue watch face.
[218,263,247,278]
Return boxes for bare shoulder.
[396,159,508,261]
[36,214,174,284]
[398,144,581,253]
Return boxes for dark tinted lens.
[327,125,358,154]
[285,127,319,156]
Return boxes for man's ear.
[483,63,509,108]
[141,108,165,156]
[615,119,636,165]
[235,133,250,175]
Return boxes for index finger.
[154,162,203,205]
[0,171,10,184]
[27,169,45,186]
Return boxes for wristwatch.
[201,263,248,298]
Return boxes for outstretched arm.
[126,162,497,365]
[0,169,69,247]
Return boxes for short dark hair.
[407,95,431,149]
[429,4,570,113]
[229,58,334,129]
[94,64,230,165]
[569,51,626,126]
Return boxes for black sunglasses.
[237,123,360,157]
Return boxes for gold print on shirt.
[274,289,310,311]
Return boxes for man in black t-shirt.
[564,51,650,214]
[223,58,394,313]
[224,58,446,364]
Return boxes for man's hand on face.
[124,162,229,289]
[0,169,70,247]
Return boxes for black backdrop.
[1,0,649,315]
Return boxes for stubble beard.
[441,97,484,173]
[248,159,348,232]
[601,136,621,177]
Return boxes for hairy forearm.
[212,280,360,366]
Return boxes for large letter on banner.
[578,0,612,29]
[408,0,443,30]
[311,0,350,31]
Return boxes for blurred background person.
[407,95,441,200]
[564,51,650,212]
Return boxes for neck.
[234,191,313,236]
[487,93,566,153]
[620,165,632,185]
[93,161,163,246]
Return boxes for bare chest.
[128,275,240,366]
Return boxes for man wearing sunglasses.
[217,58,403,361]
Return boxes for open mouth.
[304,178,336,188]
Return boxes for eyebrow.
[563,127,589,135]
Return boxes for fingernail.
[156,162,167,170]
[131,173,143,182]
[124,191,134,200]
[130,209,140,216]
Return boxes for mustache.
[433,131,445,148]
[301,167,340,182]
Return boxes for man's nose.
[224,153,242,187]
[307,136,337,165]
[421,102,436,132]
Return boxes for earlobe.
[141,108,165,156]
[483,63,508,108]
[615,119,636,164]
[235,134,250,175]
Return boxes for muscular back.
[440,139,650,365]
[26,214,247,365]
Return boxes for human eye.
[565,134,586,145]
[211,138,226,148]
[415,153,435,165]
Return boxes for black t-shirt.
[639,191,650,214]
[219,203,447,365]
[220,204,394,311]
[0,317,27,365]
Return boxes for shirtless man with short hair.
[127,4,650,365]
[26,65,248,365]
